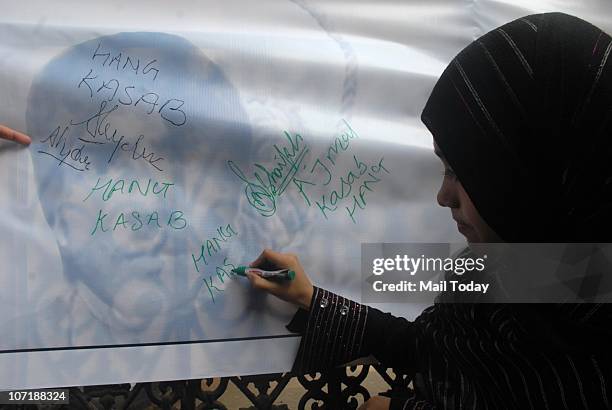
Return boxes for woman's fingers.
[249,248,293,268]
[247,249,313,310]
[246,271,264,289]
[249,249,268,267]
[246,272,281,293]
[261,248,293,267]
[0,125,32,145]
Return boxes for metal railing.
[0,364,413,409]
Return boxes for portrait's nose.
[437,177,459,209]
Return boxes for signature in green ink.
[227,131,308,217]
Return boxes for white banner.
[1,0,611,389]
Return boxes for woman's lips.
[452,215,471,233]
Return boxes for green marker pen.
[232,266,296,281]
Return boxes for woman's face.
[434,141,502,243]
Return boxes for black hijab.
[422,12,612,243]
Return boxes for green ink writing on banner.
[345,157,390,223]
[83,177,174,202]
[202,257,238,303]
[315,154,369,219]
[191,224,238,273]
[292,176,316,206]
[203,276,223,303]
[228,131,308,217]
[90,209,187,235]
[290,119,359,209]
[289,120,389,223]
[325,119,359,166]
[228,119,386,224]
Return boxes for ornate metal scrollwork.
[230,373,292,410]
[1,367,411,410]
[192,377,230,410]
[295,365,380,410]
[296,372,326,409]
[372,365,414,404]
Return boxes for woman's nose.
[437,178,459,208]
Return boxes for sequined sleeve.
[285,286,369,373]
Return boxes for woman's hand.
[247,249,314,311]
[358,396,391,410]
[0,125,31,145]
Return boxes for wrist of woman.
[298,285,315,311]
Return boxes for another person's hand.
[0,124,31,145]
[358,396,391,410]
[247,249,314,311]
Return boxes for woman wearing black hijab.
[248,12,612,409]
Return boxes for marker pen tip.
[232,266,247,276]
